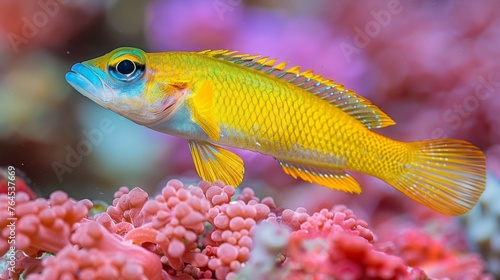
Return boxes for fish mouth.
[65,63,112,104]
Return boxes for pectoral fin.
[188,80,220,141]
[278,160,361,193]
[189,141,244,187]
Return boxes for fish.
[65,47,486,216]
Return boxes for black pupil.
[116,60,136,75]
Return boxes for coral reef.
[1,179,491,279]
[255,207,411,279]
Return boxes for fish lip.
[66,63,112,104]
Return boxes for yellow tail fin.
[389,139,486,216]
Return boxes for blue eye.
[109,59,144,82]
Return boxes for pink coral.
[1,179,492,279]
[198,182,272,279]
[300,206,375,242]
[26,221,163,280]
[279,206,409,279]
[69,180,276,279]
[266,207,309,231]
[290,231,408,279]
[91,181,212,277]
[383,228,489,279]
[0,190,92,257]
[149,179,211,274]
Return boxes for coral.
[26,221,163,280]
[300,206,375,242]
[286,231,407,279]
[237,222,291,280]
[381,228,487,279]
[1,179,492,279]
[266,206,410,279]
[92,180,274,279]
[265,207,309,231]
[146,180,212,276]
[199,185,272,279]
[0,190,92,257]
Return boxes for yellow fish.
[66,47,486,215]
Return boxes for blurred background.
[0,0,499,215]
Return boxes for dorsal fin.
[198,49,395,129]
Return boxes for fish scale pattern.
[205,58,405,180]
[213,65,356,163]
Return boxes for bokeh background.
[1,1,500,273]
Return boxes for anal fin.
[189,141,244,187]
[278,160,361,193]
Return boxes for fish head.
[66,47,183,125]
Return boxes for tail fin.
[389,139,486,216]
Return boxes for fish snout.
[66,63,112,103]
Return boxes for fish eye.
[109,58,145,82]
[117,59,136,75]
